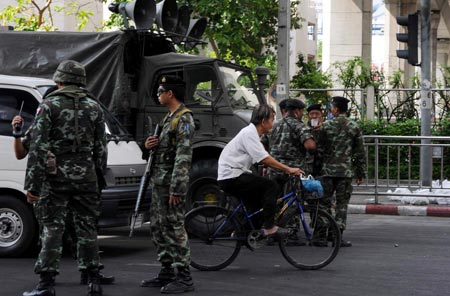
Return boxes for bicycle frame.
[211,178,316,242]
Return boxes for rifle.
[129,123,161,237]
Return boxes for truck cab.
[0,74,150,256]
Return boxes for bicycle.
[184,175,341,271]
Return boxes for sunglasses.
[157,88,170,96]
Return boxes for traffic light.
[396,12,419,66]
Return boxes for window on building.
[308,23,315,41]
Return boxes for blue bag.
[302,176,324,198]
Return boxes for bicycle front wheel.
[278,205,341,270]
[185,206,241,271]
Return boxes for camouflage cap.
[53,60,86,86]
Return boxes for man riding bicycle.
[217,104,303,238]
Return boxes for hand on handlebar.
[287,167,304,176]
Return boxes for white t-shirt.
[217,123,269,180]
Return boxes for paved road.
[2,214,450,296]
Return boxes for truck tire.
[0,195,38,257]
[187,159,225,210]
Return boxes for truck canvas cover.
[0,30,129,110]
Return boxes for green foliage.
[0,0,96,31]
[361,119,450,180]
[290,54,332,104]
[55,3,94,32]
[100,0,127,29]
[331,57,385,118]
[183,0,301,67]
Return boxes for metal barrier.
[356,135,450,203]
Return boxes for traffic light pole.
[420,0,432,187]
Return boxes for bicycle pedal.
[247,230,265,249]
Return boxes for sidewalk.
[349,194,450,217]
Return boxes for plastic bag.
[301,175,324,198]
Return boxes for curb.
[348,204,450,217]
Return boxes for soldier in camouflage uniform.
[12,88,114,287]
[305,103,325,177]
[261,98,289,152]
[140,75,195,294]
[266,99,316,193]
[23,60,107,296]
[320,96,366,247]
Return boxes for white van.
[0,75,150,256]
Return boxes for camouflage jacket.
[151,104,194,196]
[320,114,366,178]
[24,85,107,193]
[266,115,313,177]
[304,125,326,177]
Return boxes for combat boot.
[340,230,352,247]
[141,264,176,288]
[80,270,115,285]
[86,270,103,296]
[23,272,56,296]
[160,266,194,294]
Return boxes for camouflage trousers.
[319,177,353,231]
[150,185,191,269]
[33,201,78,258]
[34,188,101,274]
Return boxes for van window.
[0,89,39,136]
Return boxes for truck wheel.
[187,159,224,210]
[0,195,38,257]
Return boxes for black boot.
[141,265,176,288]
[80,270,115,285]
[23,272,56,296]
[160,267,194,294]
[86,270,103,296]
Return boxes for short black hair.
[251,104,275,125]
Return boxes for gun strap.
[168,106,192,146]
[72,97,81,152]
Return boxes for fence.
[290,87,450,124]
[356,135,450,204]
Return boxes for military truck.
[0,29,269,211]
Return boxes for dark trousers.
[218,173,279,229]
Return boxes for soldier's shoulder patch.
[184,123,190,131]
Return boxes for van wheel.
[0,195,38,257]
[187,159,224,210]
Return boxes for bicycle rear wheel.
[278,205,341,270]
[185,206,241,271]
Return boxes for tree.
[183,0,301,67]
[0,0,97,31]
[290,53,332,104]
